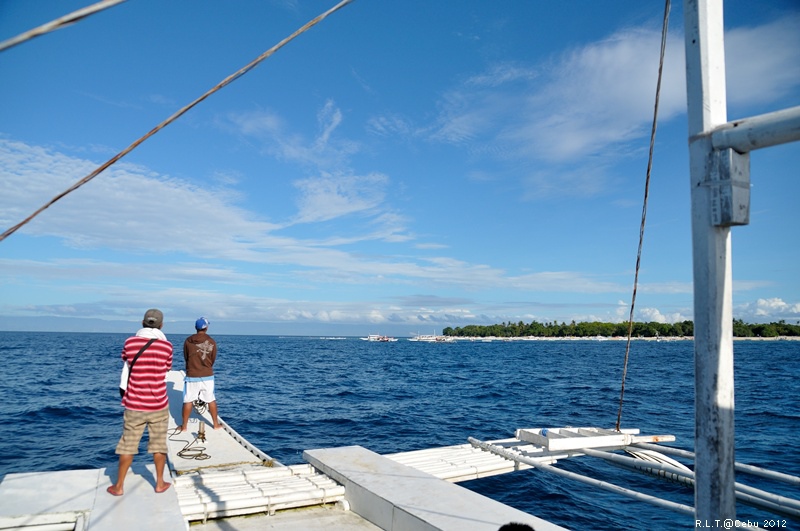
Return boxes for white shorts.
[183,376,216,404]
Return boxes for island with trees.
[441,319,800,339]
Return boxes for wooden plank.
[515,428,675,452]
[516,428,629,451]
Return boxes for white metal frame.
[683,0,800,523]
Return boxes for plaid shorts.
[115,407,169,455]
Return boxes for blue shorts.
[183,376,216,404]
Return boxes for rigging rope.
[0,0,128,53]
[615,0,671,432]
[0,0,355,243]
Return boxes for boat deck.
[2,370,710,530]
[0,466,187,531]
[15,372,723,530]
[0,371,565,530]
[164,372,272,474]
[3,368,700,530]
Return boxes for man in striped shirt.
[107,309,174,496]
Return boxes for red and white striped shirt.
[120,335,173,411]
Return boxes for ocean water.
[1,332,798,529]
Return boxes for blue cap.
[195,317,209,330]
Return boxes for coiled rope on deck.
[171,400,213,460]
[170,426,212,461]
[615,0,671,432]
[0,0,355,243]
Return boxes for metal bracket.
[708,148,751,226]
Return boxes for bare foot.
[178,426,187,432]
[107,485,123,496]
[155,482,171,494]
[213,424,223,430]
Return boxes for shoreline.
[444,335,800,342]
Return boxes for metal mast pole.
[683,0,736,523]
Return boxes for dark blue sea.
[1,333,798,529]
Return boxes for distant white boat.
[361,334,398,342]
[408,334,454,343]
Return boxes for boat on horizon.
[360,334,398,342]
[408,334,454,342]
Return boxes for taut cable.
[616,0,671,432]
[0,0,355,243]
[0,0,128,53]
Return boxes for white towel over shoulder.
[135,327,168,341]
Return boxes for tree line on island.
[441,319,800,339]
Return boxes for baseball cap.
[195,317,210,330]
[143,308,163,328]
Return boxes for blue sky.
[1,0,798,336]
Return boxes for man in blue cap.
[179,317,222,432]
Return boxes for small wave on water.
[0,333,798,529]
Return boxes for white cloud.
[736,297,800,323]
[637,306,689,324]
[465,62,538,88]
[419,15,799,201]
[226,108,283,136]
[315,99,343,148]
[514,29,685,163]
[725,15,800,107]
[429,90,498,145]
[0,139,407,262]
[227,100,360,171]
[0,138,634,300]
[0,258,257,285]
[0,139,279,257]
[291,172,389,224]
[425,27,686,164]
[366,113,414,137]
